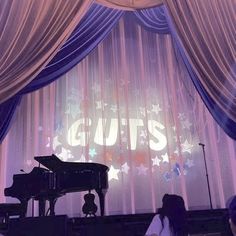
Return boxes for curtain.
[96,0,163,10]
[133,4,169,34]
[164,0,236,138]
[0,0,93,104]
[3,14,236,216]
[0,4,123,144]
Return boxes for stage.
[0,209,232,236]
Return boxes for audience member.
[145,194,187,236]
[229,196,236,236]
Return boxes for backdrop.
[1,13,236,217]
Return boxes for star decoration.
[78,154,86,162]
[136,164,148,175]
[120,79,130,87]
[178,113,185,120]
[110,105,118,113]
[161,153,169,163]
[163,172,172,181]
[96,101,107,110]
[65,103,81,119]
[53,136,61,151]
[140,130,147,139]
[139,107,146,116]
[108,165,120,181]
[92,83,101,94]
[121,162,130,174]
[181,140,193,154]
[55,121,64,134]
[173,163,181,176]
[89,148,97,158]
[181,119,192,130]
[46,137,51,148]
[152,156,162,166]
[105,151,113,162]
[58,147,71,161]
[185,158,194,168]
[152,104,162,114]
[68,88,80,102]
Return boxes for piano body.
[4,154,109,217]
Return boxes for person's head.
[159,194,187,236]
[229,196,236,235]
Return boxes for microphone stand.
[199,143,213,209]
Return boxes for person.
[145,194,187,236]
[229,196,236,236]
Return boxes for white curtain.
[1,14,236,217]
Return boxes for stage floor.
[0,209,232,236]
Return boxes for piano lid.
[34,154,109,172]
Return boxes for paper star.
[121,162,130,174]
[89,148,97,158]
[161,153,169,163]
[152,104,162,114]
[152,156,162,166]
[108,165,120,181]
[181,140,193,154]
[136,164,148,175]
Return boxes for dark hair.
[159,194,187,236]
[229,196,236,225]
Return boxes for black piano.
[4,154,109,217]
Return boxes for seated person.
[145,194,187,236]
[229,196,236,236]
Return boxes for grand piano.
[4,154,109,217]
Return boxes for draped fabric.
[3,15,236,216]
[0,4,123,143]
[164,0,236,138]
[0,0,93,104]
[96,0,163,10]
[133,4,169,34]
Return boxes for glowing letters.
[67,118,167,151]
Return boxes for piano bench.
[0,203,23,225]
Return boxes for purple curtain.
[0,3,123,143]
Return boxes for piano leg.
[96,189,107,216]
[38,198,46,216]
[19,199,28,218]
[48,196,57,216]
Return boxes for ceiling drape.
[96,0,163,10]
[0,0,93,104]
[164,0,236,135]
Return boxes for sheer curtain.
[164,0,236,138]
[2,13,236,216]
[0,0,93,104]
